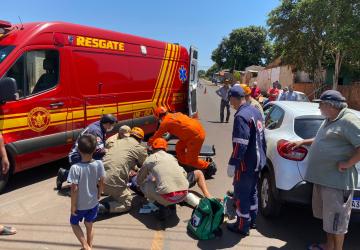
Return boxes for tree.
[198,70,206,78]
[233,71,241,82]
[211,26,273,71]
[268,0,329,88]
[268,0,360,90]
[325,0,360,89]
[205,64,219,78]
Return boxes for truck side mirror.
[0,77,18,104]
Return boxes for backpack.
[187,197,224,240]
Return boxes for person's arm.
[215,87,223,97]
[97,161,105,199]
[136,160,150,185]
[288,138,315,150]
[148,121,169,145]
[70,183,78,216]
[0,134,10,175]
[228,116,250,167]
[338,118,360,172]
[98,176,104,199]
[338,147,360,172]
[135,145,148,167]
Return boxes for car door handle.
[50,102,64,108]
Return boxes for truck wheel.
[259,171,281,217]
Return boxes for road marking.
[151,230,164,250]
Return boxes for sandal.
[307,243,325,250]
[0,226,16,235]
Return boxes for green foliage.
[198,70,206,78]
[233,71,241,81]
[211,26,273,70]
[205,64,219,77]
[268,0,360,88]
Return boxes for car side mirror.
[0,77,18,104]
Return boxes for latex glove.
[227,165,235,177]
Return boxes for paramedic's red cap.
[100,114,117,124]
[229,85,245,98]
[313,90,346,103]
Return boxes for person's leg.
[321,186,353,250]
[323,233,335,250]
[70,212,91,249]
[103,184,133,214]
[249,172,259,228]
[84,221,94,248]
[71,224,90,250]
[56,153,81,190]
[175,140,187,165]
[183,136,208,170]
[333,233,345,250]
[192,170,211,198]
[220,100,225,122]
[225,102,230,122]
[227,169,253,235]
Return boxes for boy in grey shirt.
[67,134,105,250]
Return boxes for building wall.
[293,82,360,110]
[257,66,294,91]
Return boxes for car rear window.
[294,118,324,139]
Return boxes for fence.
[294,83,360,110]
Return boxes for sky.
[2,0,280,70]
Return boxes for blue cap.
[313,90,346,103]
[229,85,245,98]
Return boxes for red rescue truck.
[0,20,199,192]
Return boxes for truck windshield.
[0,45,15,64]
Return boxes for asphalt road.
[0,79,359,250]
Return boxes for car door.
[188,46,198,117]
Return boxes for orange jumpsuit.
[148,112,209,170]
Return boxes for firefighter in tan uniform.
[137,138,189,220]
[105,125,131,149]
[99,127,148,214]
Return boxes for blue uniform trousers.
[233,166,259,233]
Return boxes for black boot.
[226,217,250,236]
[98,202,110,215]
[204,162,217,179]
[56,168,67,190]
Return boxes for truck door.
[188,46,198,117]
[2,47,70,171]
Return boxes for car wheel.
[259,171,281,217]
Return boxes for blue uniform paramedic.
[56,114,117,190]
[226,85,266,236]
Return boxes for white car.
[259,101,360,217]
[276,90,309,102]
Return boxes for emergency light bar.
[0,20,11,29]
[0,20,12,37]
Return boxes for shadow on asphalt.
[129,195,180,230]
[3,158,68,194]
[256,204,360,250]
[195,224,242,250]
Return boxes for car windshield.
[294,118,324,139]
[0,45,15,64]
